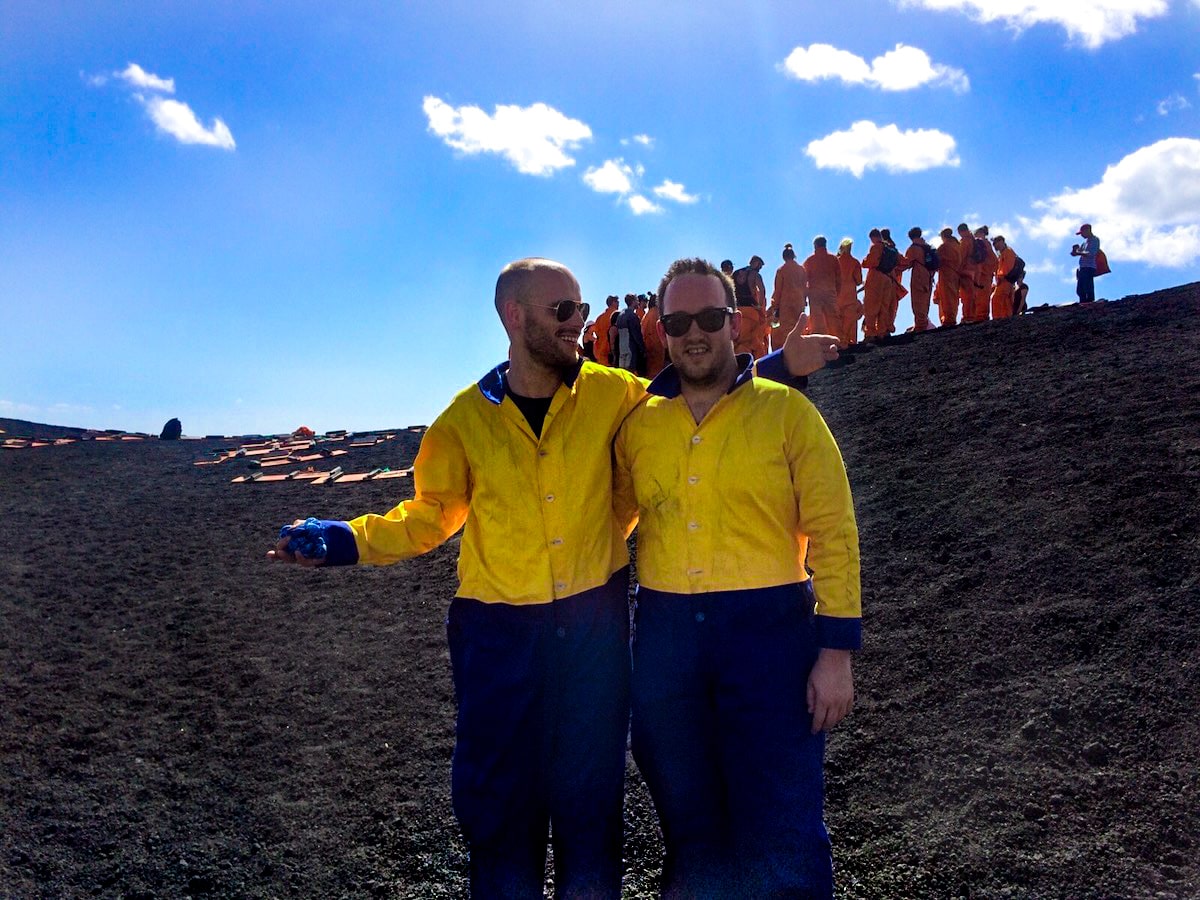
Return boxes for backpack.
[877,245,900,275]
[1095,249,1111,276]
[922,245,939,272]
[971,237,987,264]
[1004,256,1026,284]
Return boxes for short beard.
[522,315,578,376]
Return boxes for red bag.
[1095,250,1111,276]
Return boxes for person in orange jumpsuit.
[860,229,898,342]
[592,295,619,366]
[974,226,998,323]
[957,223,986,323]
[990,236,1018,320]
[934,228,962,327]
[878,229,907,337]
[732,255,770,358]
[899,227,935,332]
[640,294,667,377]
[770,244,809,351]
[834,238,863,348]
[802,236,841,339]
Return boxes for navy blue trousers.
[631,582,833,899]
[446,570,631,899]
[1076,267,1096,303]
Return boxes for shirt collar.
[646,352,756,399]
[476,358,584,405]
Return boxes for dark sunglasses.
[522,299,590,322]
[660,307,733,337]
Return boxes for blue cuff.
[321,520,359,566]
[815,615,861,650]
[756,349,808,392]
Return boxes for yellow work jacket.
[347,360,644,605]
[614,356,861,647]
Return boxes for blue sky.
[3,0,1199,435]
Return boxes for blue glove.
[278,517,327,560]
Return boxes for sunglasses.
[522,299,590,322]
[660,307,734,337]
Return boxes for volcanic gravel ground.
[2,285,1198,898]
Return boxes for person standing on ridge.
[1071,223,1101,304]
[771,243,809,352]
[902,227,936,332]
[802,236,841,339]
[974,226,998,322]
[934,227,963,327]
[732,255,769,358]
[615,293,647,374]
[860,229,898,343]
[834,238,863,348]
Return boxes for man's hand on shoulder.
[782,312,839,377]
[807,647,854,734]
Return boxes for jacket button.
[545,494,555,502]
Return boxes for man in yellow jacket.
[615,258,860,899]
[269,258,839,898]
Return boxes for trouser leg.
[547,573,630,899]
[447,572,631,900]
[1077,268,1095,303]
[631,592,733,899]
[714,583,832,898]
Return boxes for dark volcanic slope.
[2,286,1198,899]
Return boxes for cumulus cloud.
[653,179,699,204]
[806,121,960,177]
[422,96,592,176]
[781,43,968,93]
[141,96,235,149]
[1020,138,1200,267]
[1157,94,1191,116]
[895,0,1169,49]
[627,195,663,216]
[583,158,637,195]
[116,63,175,93]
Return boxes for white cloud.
[583,158,636,195]
[653,179,699,204]
[422,96,591,176]
[781,43,968,93]
[896,0,1169,49]
[621,134,655,148]
[805,120,960,177]
[141,96,235,149]
[1021,137,1200,267]
[627,195,663,215]
[116,62,175,93]
[1157,94,1191,116]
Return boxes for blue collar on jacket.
[476,358,585,405]
[645,352,756,399]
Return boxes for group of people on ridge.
[586,223,1055,374]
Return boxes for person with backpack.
[974,226,999,322]
[902,227,936,332]
[732,255,770,358]
[1071,223,1102,304]
[860,229,898,343]
[990,236,1025,319]
[614,293,647,374]
[957,223,988,323]
[934,227,963,326]
[834,238,863,348]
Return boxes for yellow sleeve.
[346,413,471,565]
[612,421,640,541]
[788,399,861,622]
